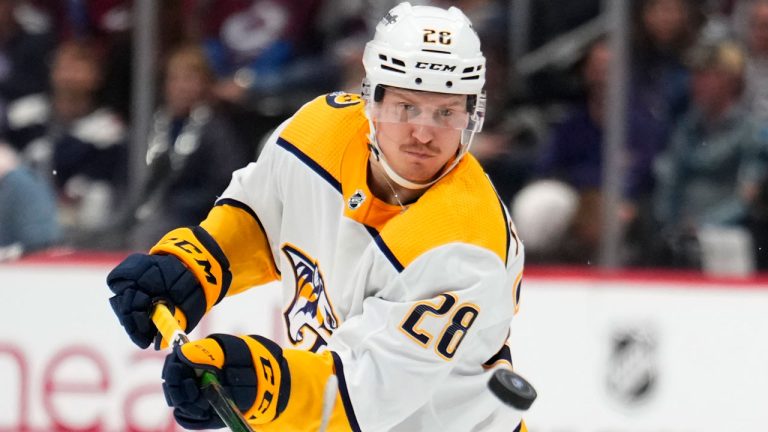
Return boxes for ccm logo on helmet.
[415,62,456,72]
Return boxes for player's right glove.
[161,333,290,429]
[107,226,232,348]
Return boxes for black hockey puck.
[488,369,537,410]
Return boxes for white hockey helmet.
[362,2,487,189]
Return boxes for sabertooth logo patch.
[382,12,398,25]
[348,189,366,210]
[282,244,339,352]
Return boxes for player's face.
[373,88,466,183]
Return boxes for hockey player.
[107,2,527,431]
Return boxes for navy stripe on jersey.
[363,225,405,273]
[330,351,362,432]
[364,225,379,238]
[276,137,342,193]
[483,344,512,368]
[496,196,511,266]
[214,198,282,276]
[216,197,260,221]
[374,234,404,273]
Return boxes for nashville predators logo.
[325,91,361,108]
[282,244,339,352]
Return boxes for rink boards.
[0,255,766,432]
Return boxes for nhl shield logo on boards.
[606,326,657,406]
[348,189,366,210]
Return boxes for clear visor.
[368,88,481,132]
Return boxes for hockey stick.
[151,303,255,432]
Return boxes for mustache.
[400,143,440,155]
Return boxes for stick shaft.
[150,303,255,432]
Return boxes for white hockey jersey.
[197,92,526,432]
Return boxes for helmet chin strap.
[366,116,472,191]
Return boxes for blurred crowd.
[0,0,766,273]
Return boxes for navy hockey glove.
[161,334,289,429]
[107,253,206,349]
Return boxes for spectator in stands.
[743,0,768,122]
[738,1,768,269]
[182,0,324,111]
[653,40,768,268]
[177,0,332,155]
[5,39,127,246]
[125,43,250,250]
[0,140,59,260]
[28,0,132,45]
[31,0,193,121]
[514,37,668,264]
[631,0,702,134]
[0,0,56,140]
[519,0,602,102]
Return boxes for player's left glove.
[107,226,232,349]
[107,253,203,349]
[162,333,290,429]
